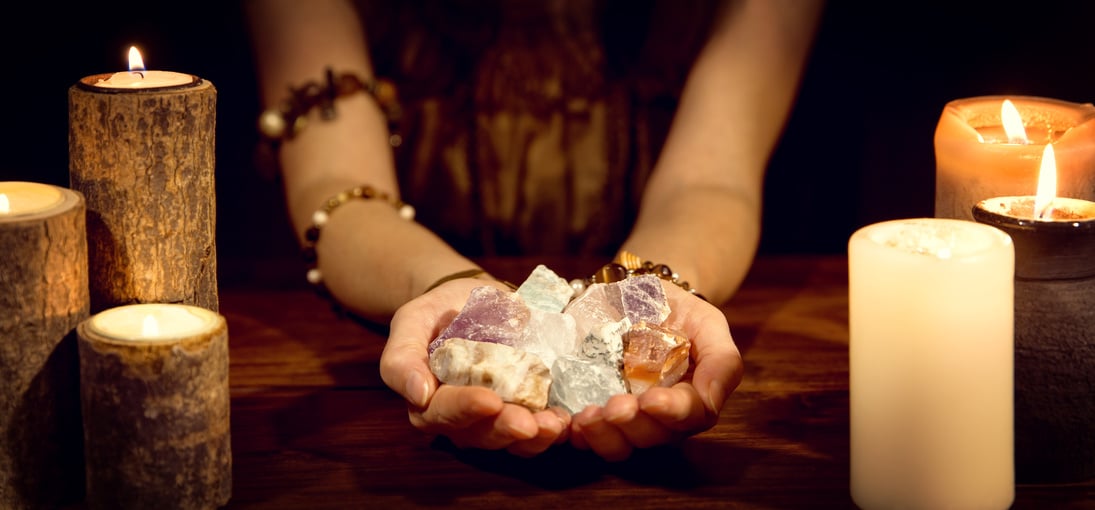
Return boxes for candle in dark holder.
[68,46,218,313]
[972,144,1095,483]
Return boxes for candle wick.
[132,71,145,79]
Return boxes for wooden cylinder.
[68,76,218,313]
[77,303,231,509]
[0,185,89,508]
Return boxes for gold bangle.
[423,269,487,294]
[422,269,518,295]
[302,185,415,295]
[571,250,707,301]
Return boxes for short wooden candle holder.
[0,185,88,508]
[77,304,231,509]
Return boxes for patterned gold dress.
[359,0,719,256]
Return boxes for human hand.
[568,283,743,461]
[379,277,571,457]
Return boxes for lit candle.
[849,218,1014,510]
[0,181,64,215]
[972,144,1095,483]
[93,46,196,89]
[77,303,231,509]
[935,95,1095,221]
[0,182,87,508]
[69,46,218,313]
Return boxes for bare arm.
[621,0,824,304]
[245,0,483,321]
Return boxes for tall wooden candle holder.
[77,303,231,509]
[68,74,218,313]
[0,183,88,508]
[974,197,1095,483]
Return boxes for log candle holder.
[974,196,1095,483]
[77,303,231,509]
[68,72,218,313]
[0,183,88,508]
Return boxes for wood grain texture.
[68,77,218,313]
[0,188,88,509]
[78,315,231,510]
[217,255,1094,509]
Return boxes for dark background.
[5,1,1095,281]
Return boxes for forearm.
[247,0,480,320]
[624,0,824,304]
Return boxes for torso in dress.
[359,0,718,256]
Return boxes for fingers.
[380,303,437,407]
[507,407,571,457]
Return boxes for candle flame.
[1001,99,1028,144]
[0,194,8,214]
[141,314,159,337]
[128,46,146,73]
[1034,144,1057,219]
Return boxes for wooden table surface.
[220,255,1094,509]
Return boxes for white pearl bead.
[306,268,323,285]
[312,210,329,226]
[399,204,416,221]
[569,278,586,295]
[258,109,286,139]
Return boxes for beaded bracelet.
[258,67,402,146]
[302,185,416,293]
[570,250,707,301]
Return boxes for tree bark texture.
[0,188,89,508]
[69,77,218,313]
[77,314,231,509]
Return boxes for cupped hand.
[379,277,571,457]
[569,282,744,461]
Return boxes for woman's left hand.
[568,282,744,461]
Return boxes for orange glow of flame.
[1034,144,1057,218]
[1001,99,1028,144]
[127,46,146,73]
[141,314,159,337]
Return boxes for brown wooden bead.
[594,263,628,283]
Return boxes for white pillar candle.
[849,218,1014,510]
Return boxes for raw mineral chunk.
[429,286,531,354]
[577,317,630,368]
[617,274,670,325]
[623,321,691,395]
[563,283,623,343]
[516,264,574,313]
[548,356,629,414]
[515,308,577,371]
[429,337,551,411]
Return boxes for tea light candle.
[934,95,1095,221]
[69,46,218,313]
[849,218,1014,510]
[93,46,196,89]
[972,144,1095,483]
[0,182,88,509]
[77,303,231,509]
